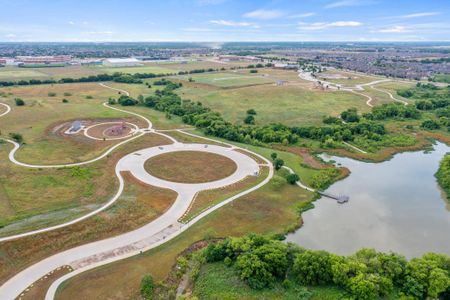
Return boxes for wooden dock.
[318,191,349,204]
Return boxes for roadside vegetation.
[436,154,450,200]
[183,234,450,300]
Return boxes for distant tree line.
[203,234,450,299]
[0,67,227,87]
[397,83,450,131]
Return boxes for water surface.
[286,142,450,258]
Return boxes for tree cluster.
[204,234,450,299]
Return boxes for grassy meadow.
[178,80,369,126]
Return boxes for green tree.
[286,173,299,184]
[140,274,154,300]
[270,152,277,161]
[244,115,255,125]
[14,98,25,106]
[273,158,284,170]
[293,250,333,285]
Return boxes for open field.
[56,173,313,299]
[144,151,237,183]
[0,133,173,236]
[181,166,269,222]
[175,71,275,88]
[178,80,369,125]
[0,67,49,79]
[0,134,176,285]
[319,69,380,85]
[89,65,177,75]
[0,83,148,164]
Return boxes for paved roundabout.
[0,87,274,299]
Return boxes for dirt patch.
[144,151,237,183]
[86,122,135,139]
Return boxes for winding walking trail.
[0,86,277,300]
[0,102,11,117]
[298,70,409,107]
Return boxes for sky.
[1,0,449,42]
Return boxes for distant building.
[15,55,71,65]
[69,121,82,132]
[0,59,6,67]
[274,63,298,70]
[103,58,142,67]
[276,80,287,86]
[218,55,261,62]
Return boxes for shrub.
[249,69,258,73]
[14,98,25,106]
[421,119,440,130]
[293,250,333,285]
[9,132,23,143]
[63,92,72,96]
[247,109,257,115]
[48,92,56,97]
[244,115,255,125]
[273,158,284,170]
[62,99,69,103]
[85,95,93,99]
[286,173,299,184]
[140,274,154,300]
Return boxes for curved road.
[0,102,11,117]
[0,88,276,299]
[298,70,409,107]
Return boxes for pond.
[286,142,450,258]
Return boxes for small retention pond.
[286,142,450,258]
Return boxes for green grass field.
[90,65,177,75]
[0,67,48,79]
[175,72,275,88]
[178,81,369,125]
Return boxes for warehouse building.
[103,58,142,67]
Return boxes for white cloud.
[378,25,410,33]
[6,33,16,38]
[210,20,254,27]
[397,12,440,19]
[299,21,363,30]
[325,0,376,9]
[243,9,284,20]
[68,21,75,25]
[288,12,316,19]
[83,31,113,35]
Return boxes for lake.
[286,142,450,258]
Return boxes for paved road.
[0,102,11,117]
[0,94,274,299]
[0,141,267,300]
[298,70,409,108]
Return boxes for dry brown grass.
[56,176,311,300]
[0,133,175,285]
[181,167,269,222]
[144,151,237,183]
